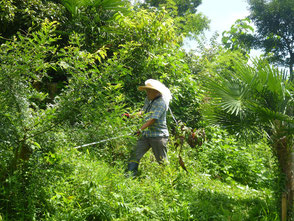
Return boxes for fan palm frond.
[249,101,294,125]
[206,71,250,117]
[204,57,293,135]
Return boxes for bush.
[189,126,278,189]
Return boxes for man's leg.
[150,137,168,164]
[128,137,150,175]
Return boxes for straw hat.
[138,79,172,110]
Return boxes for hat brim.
[138,86,161,93]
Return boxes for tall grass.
[41,141,278,220]
[0,127,279,220]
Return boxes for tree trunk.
[9,140,32,176]
[289,62,293,82]
[274,135,294,218]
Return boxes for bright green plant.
[192,126,278,189]
[0,20,60,176]
[0,20,61,219]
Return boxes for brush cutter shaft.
[74,133,132,149]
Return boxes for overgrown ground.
[46,150,278,221]
[1,127,280,220]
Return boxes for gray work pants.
[130,136,168,164]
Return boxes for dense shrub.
[190,126,279,189]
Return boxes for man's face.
[146,89,159,100]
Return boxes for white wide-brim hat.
[138,79,172,109]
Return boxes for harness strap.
[145,95,162,113]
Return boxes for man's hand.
[134,119,155,136]
[134,128,142,136]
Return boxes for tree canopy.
[248,0,294,80]
[142,0,209,39]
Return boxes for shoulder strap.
[145,95,162,113]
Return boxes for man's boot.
[127,162,139,176]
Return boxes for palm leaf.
[249,101,294,125]
[206,74,249,117]
[204,57,294,137]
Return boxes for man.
[127,79,172,176]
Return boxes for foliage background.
[0,0,289,220]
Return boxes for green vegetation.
[0,0,293,220]
[1,126,280,220]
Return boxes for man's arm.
[140,118,156,131]
[134,118,156,136]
